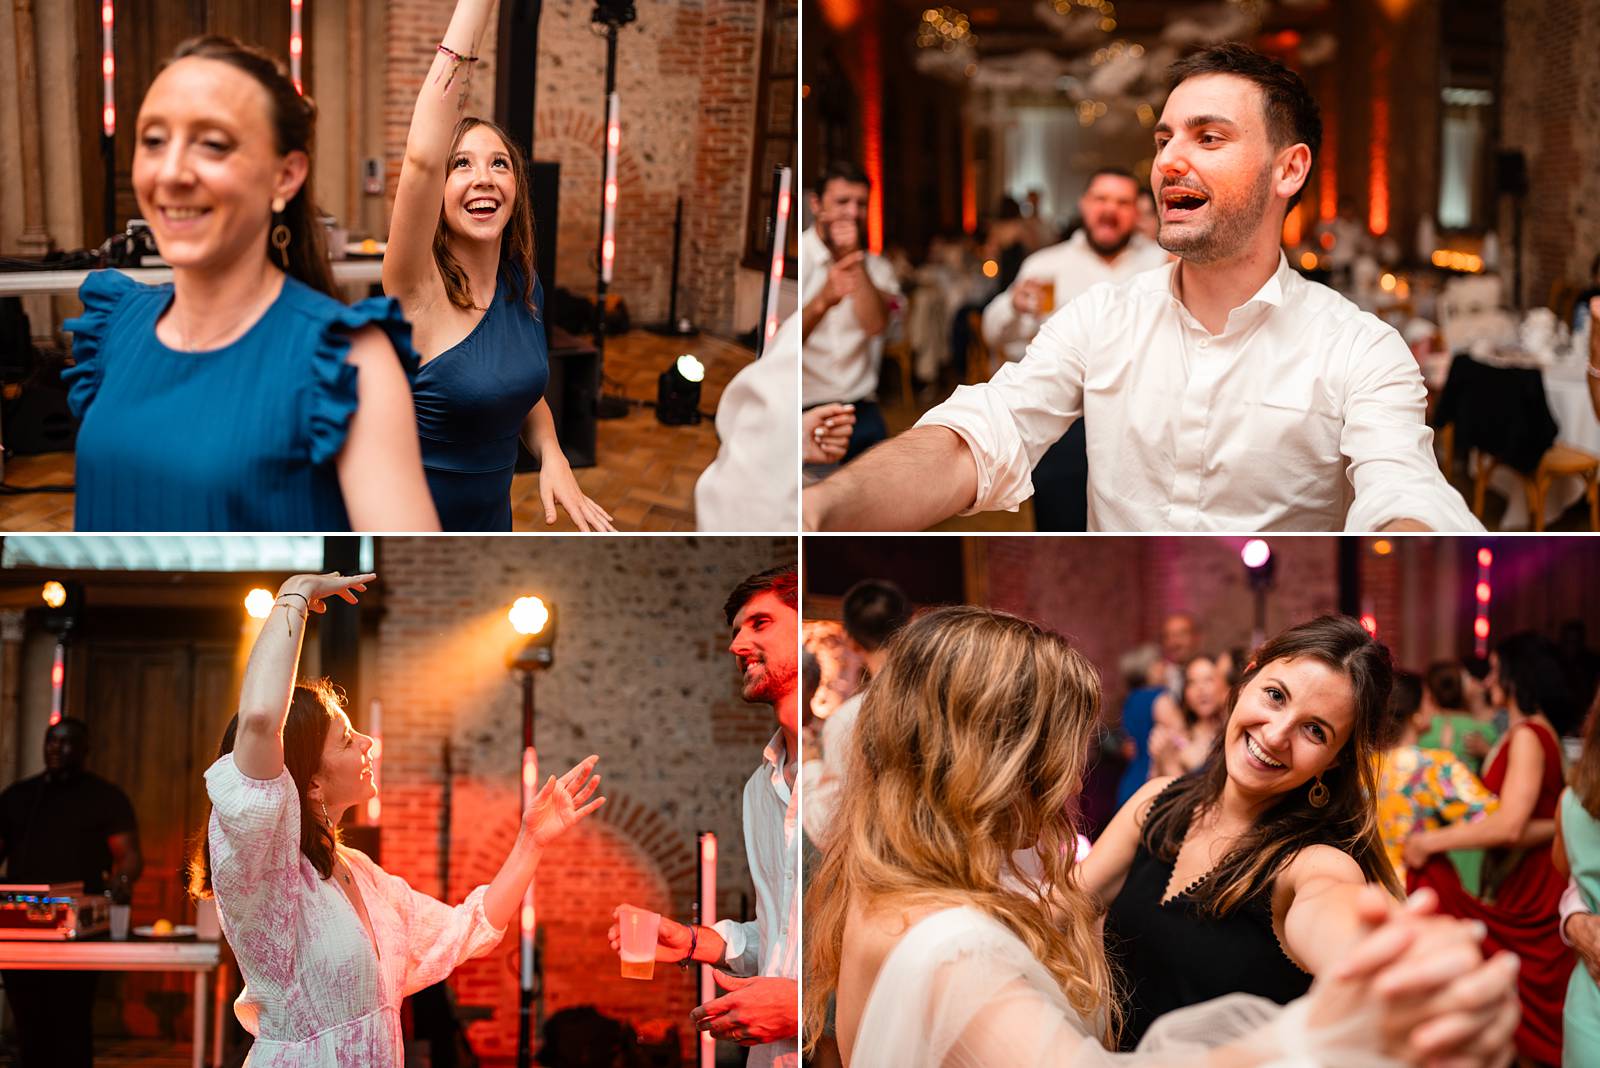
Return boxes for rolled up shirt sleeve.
[1340,332,1483,532]
[713,917,762,976]
[916,299,1088,514]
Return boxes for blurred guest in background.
[0,719,143,1068]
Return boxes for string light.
[289,0,304,95]
[1473,547,1492,655]
[101,1,115,135]
[602,94,620,284]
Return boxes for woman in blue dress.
[64,37,439,532]
[384,0,613,531]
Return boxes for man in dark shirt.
[0,718,142,1068]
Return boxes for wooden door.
[76,0,301,247]
[77,637,238,1040]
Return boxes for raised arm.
[803,425,980,530]
[383,0,498,301]
[1078,776,1173,911]
[232,573,375,781]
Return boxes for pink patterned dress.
[205,755,506,1066]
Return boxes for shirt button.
[1198,337,1210,348]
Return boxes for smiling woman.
[382,0,613,533]
[60,37,441,533]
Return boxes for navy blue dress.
[63,270,419,532]
[413,270,549,531]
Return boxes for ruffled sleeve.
[61,269,143,418]
[307,296,421,465]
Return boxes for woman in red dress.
[1404,632,1575,1066]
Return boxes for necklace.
[168,276,280,352]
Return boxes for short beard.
[1157,165,1274,265]
[1085,228,1132,258]
[742,663,797,707]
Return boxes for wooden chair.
[1470,442,1600,531]
[964,309,998,384]
[880,339,915,406]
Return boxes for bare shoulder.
[1283,843,1364,890]
[1128,775,1175,827]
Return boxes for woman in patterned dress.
[189,572,605,1065]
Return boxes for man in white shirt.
[695,314,800,531]
[983,168,1171,529]
[800,578,910,845]
[801,162,901,462]
[804,43,1481,532]
[608,566,800,1067]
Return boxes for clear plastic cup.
[109,904,131,941]
[617,904,660,980]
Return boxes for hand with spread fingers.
[521,754,605,848]
[537,455,616,532]
[688,970,798,1047]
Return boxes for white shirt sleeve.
[915,299,1089,514]
[1339,332,1483,531]
[695,315,799,531]
[1560,878,1588,948]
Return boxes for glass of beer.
[618,904,661,980]
[1038,280,1056,314]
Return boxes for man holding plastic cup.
[609,565,800,1065]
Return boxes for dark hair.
[1495,632,1578,733]
[812,161,870,199]
[1574,684,1600,819]
[45,717,90,745]
[1085,167,1138,189]
[996,196,1023,221]
[1463,655,1491,682]
[188,680,344,899]
[1387,670,1424,746]
[1424,660,1465,712]
[1142,615,1402,916]
[433,117,538,315]
[1165,42,1322,211]
[842,580,910,653]
[723,565,798,626]
[164,37,336,296]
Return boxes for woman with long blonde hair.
[804,606,1520,1067]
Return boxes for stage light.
[698,831,718,1068]
[509,596,550,637]
[49,645,65,726]
[1473,544,1492,655]
[1372,539,1392,556]
[101,1,115,136]
[1475,616,1491,640]
[41,581,66,609]
[1241,539,1271,569]
[1299,251,1318,271]
[601,93,620,285]
[982,259,999,278]
[289,0,304,95]
[1477,547,1493,567]
[244,588,275,619]
[1476,581,1491,604]
[656,354,704,425]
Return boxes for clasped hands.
[1308,886,1519,1067]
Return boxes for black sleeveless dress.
[1103,786,1313,1049]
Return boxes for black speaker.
[2,385,78,455]
[531,160,559,292]
[516,328,597,471]
[1494,150,1528,198]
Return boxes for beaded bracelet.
[679,923,699,969]
[435,43,480,95]
[276,592,310,634]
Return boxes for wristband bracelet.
[275,592,310,634]
[680,923,699,968]
[1587,362,1600,380]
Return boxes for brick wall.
[368,535,794,1060]
[382,0,763,334]
[1500,0,1600,307]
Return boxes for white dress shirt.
[799,690,863,847]
[800,226,902,406]
[982,230,1171,361]
[695,313,798,531]
[917,254,1483,532]
[712,731,799,1068]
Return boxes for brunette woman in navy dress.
[384,0,613,531]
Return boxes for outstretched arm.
[383,0,497,301]
[803,426,979,530]
[481,754,605,930]
[233,573,374,781]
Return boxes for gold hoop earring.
[1308,776,1329,808]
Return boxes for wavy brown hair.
[160,37,336,297]
[188,679,344,899]
[433,117,538,314]
[1141,615,1403,917]
[803,605,1118,1052]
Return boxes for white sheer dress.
[847,907,1405,1068]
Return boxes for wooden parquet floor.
[0,330,754,533]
